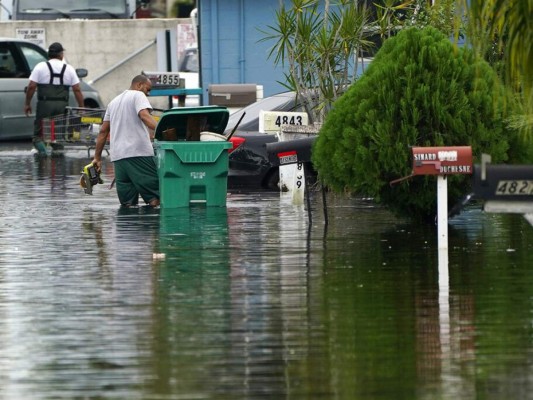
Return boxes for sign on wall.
[176,23,196,62]
[15,28,46,48]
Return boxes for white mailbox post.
[259,111,311,201]
[411,146,474,249]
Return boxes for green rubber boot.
[32,137,47,155]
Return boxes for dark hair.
[47,42,64,59]
[132,75,150,85]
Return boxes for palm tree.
[460,0,532,133]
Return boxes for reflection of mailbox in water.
[412,146,473,176]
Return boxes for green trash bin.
[154,106,233,208]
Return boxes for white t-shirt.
[28,58,80,86]
[104,90,154,162]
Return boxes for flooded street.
[0,143,532,399]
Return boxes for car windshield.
[226,92,297,132]
[19,43,47,70]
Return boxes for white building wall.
[0,18,190,108]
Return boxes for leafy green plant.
[405,0,462,38]
[312,26,527,219]
[457,0,532,136]
[260,0,375,123]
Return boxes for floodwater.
[0,143,532,400]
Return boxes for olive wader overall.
[33,62,69,153]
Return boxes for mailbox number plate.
[278,151,298,165]
[144,72,181,86]
[259,111,309,133]
[274,115,304,127]
[495,180,533,195]
[153,72,180,86]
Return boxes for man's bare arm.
[92,120,110,172]
[24,81,37,116]
[72,83,84,108]
[139,108,158,139]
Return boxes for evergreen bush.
[312,26,528,219]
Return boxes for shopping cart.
[41,107,106,156]
[41,106,163,157]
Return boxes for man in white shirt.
[92,75,160,208]
[24,42,84,154]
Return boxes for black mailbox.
[266,136,317,166]
[208,84,257,108]
[473,164,533,201]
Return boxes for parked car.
[224,91,314,190]
[0,37,104,141]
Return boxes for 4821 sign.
[495,180,533,195]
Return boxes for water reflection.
[0,147,532,399]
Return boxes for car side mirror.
[76,68,88,78]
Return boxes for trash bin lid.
[154,106,230,141]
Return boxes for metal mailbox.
[266,136,317,166]
[412,146,473,176]
[208,84,257,108]
[473,164,533,201]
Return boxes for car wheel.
[84,99,100,108]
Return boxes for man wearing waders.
[24,42,84,155]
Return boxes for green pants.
[34,99,68,137]
[114,156,160,206]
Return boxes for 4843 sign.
[259,111,309,133]
[274,114,304,127]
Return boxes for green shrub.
[312,26,528,219]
